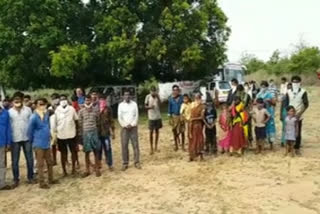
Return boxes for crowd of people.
[0,75,309,191]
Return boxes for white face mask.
[85,103,92,109]
[292,83,301,92]
[231,85,237,92]
[60,100,68,107]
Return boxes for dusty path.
[1,87,320,214]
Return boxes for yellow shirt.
[180,103,192,122]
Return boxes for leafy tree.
[240,53,266,74]
[289,47,320,74]
[0,0,230,89]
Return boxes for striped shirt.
[78,107,99,134]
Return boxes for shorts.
[83,131,101,153]
[57,138,77,153]
[170,116,185,134]
[255,127,266,141]
[149,119,163,131]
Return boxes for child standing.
[180,94,192,151]
[218,104,231,153]
[203,102,217,155]
[284,106,299,157]
[252,98,271,154]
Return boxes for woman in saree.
[230,96,249,156]
[189,93,205,161]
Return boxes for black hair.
[269,79,274,82]
[231,78,239,85]
[281,77,287,81]
[183,93,190,98]
[60,94,68,99]
[237,84,244,91]
[24,95,31,100]
[261,81,269,87]
[12,91,24,100]
[71,95,78,102]
[286,105,296,112]
[35,98,48,105]
[99,93,107,99]
[172,85,179,90]
[51,93,60,99]
[90,89,99,94]
[74,88,86,97]
[85,94,92,99]
[256,98,264,104]
[4,96,10,102]
[291,75,302,82]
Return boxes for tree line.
[0,0,230,90]
[241,44,320,76]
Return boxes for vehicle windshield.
[219,81,231,90]
[224,69,244,82]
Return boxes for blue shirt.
[27,112,51,149]
[78,96,85,105]
[168,95,183,116]
[0,109,12,147]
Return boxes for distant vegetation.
[241,44,320,78]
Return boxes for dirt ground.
[1,87,320,214]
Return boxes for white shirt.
[118,100,139,128]
[144,94,161,120]
[51,105,78,139]
[9,106,32,142]
[280,83,288,95]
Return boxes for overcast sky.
[218,0,320,62]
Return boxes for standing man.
[9,92,34,188]
[51,95,79,176]
[91,90,100,112]
[118,90,141,171]
[168,85,184,151]
[98,94,115,171]
[23,95,33,109]
[226,79,239,106]
[284,76,309,155]
[0,104,12,190]
[145,86,162,155]
[28,98,59,189]
[78,95,101,177]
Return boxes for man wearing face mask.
[227,79,239,106]
[28,98,59,189]
[51,95,79,176]
[284,76,309,155]
[9,92,35,188]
